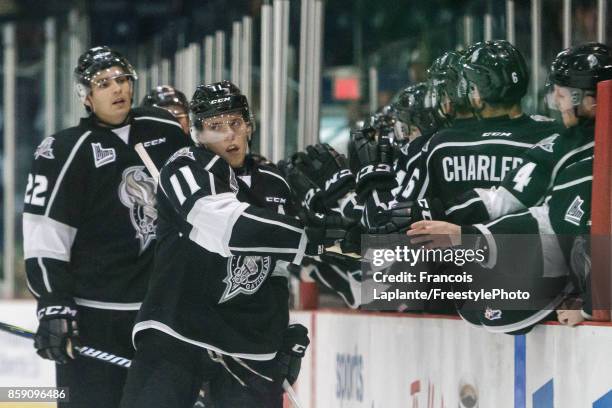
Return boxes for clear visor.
[545,84,584,112]
[90,68,136,90]
[190,114,250,144]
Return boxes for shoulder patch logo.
[91,143,117,168]
[484,307,502,321]
[565,195,585,226]
[118,166,158,253]
[165,147,195,166]
[220,256,272,303]
[534,134,559,153]
[35,137,55,160]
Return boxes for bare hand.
[556,309,585,327]
[407,220,462,249]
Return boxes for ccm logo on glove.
[37,306,77,320]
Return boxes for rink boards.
[1,301,612,408]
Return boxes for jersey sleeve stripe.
[134,116,183,130]
[228,246,300,254]
[38,257,53,293]
[187,193,249,257]
[258,169,291,190]
[551,175,593,192]
[25,277,41,298]
[44,130,92,217]
[546,141,594,196]
[445,197,483,216]
[23,213,77,261]
[240,211,304,234]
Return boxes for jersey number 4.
[512,162,536,192]
[25,174,48,206]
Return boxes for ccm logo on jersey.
[210,97,231,104]
[482,132,512,137]
[266,196,287,204]
[143,137,166,147]
[37,306,77,320]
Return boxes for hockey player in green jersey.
[444,42,612,225]
[409,43,612,332]
[408,156,593,333]
[395,51,473,201]
[415,40,563,207]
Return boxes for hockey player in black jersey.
[443,42,612,225]
[120,81,342,408]
[23,46,189,407]
[141,85,190,135]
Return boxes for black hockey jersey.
[23,107,189,309]
[445,120,594,225]
[416,114,563,206]
[133,148,307,360]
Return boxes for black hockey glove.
[34,303,80,364]
[277,324,310,385]
[301,144,356,208]
[366,198,445,234]
[279,155,326,213]
[350,129,397,199]
[300,210,356,252]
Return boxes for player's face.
[195,112,250,168]
[86,66,133,125]
[162,104,190,135]
[467,83,483,111]
[548,85,580,128]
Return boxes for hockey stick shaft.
[283,380,304,408]
[0,321,132,368]
[134,143,160,183]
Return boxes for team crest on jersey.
[220,256,272,303]
[565,195,585,226]
[534,134,559,153]
[34,137,55,160]
[166,147,195,165]
[92,143,117,167]
[484,307,502,321]
[118,166,158,253]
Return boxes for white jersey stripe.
[258,169,291,190]
[45,131,92,217]
[134,115,183,130]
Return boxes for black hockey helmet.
[141,85,189,112]
[461,40,528,105]
[190,80,251,130]
[74,46,137,102]
[428,50,470,117]
[548,42,612,90]
[392,82,441,137]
